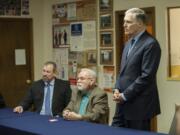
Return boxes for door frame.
[0,18,34,107]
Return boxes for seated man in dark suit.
[0,93,6,108]
[13,61,72,116]
[63,68,109,124]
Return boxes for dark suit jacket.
[64,87,109,124]
[115,31,161,120]
[20,78,72,116]
[0,93,5,108]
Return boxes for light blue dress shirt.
[40,79,55,115]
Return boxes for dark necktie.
[127,38,135,58]
[44,83,51,115]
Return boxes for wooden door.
[115,7,157,131]
[0,18,33,108]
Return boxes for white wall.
[31,0,180,133]
[30,0,45,79]
[31,0,78,79]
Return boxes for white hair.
[80,68,96,79]
[125,8,147,25]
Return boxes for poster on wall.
[0,0,29,16]
[86,50,97,66]
[68,52,78,85]
[67,3,76,20]
[68,51,86,85]
[100,49,113,65]
[52,2,78,24]
[103,66,114,92]
[59,65,68,80]
[0,0,21,16]
[53,48,69,80]
[71,23,82,36]
[21,0,29,15]
[70,21,96,51]
[53,25,70,48]
[70,22,83,51]
[83,21,96,50]
[52,3,68,24]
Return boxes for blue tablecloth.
[0,108,35,119]
[0,108,167,135]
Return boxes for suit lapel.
[120,31,148,74]
[120,42,130,73]
[52,79,58,110]
[127,32,148,59]
[86,88,97,112]
[39,80,45,110]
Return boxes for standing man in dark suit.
[112,8,161,131]
[13,61,71,116]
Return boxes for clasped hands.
[63,110,82,121]
[13,106,24,113]
[113,89,124,104]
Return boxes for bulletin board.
[52,0,97,85]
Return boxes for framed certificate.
[100,49,113,65]
[100,13,112,29]
[167,7,180,80]
[99,0,113,12]
[100,31,113,47]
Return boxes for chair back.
[169,104,180,135]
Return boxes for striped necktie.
[44,83,51,115]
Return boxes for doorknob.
[26,79,31,84]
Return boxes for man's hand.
[62,110,70,119]
[113,89,124,104]
[13,106,24,113]
[63,111,82,121]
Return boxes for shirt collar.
[131,29,145,42]
[79,90,91,97]
[44,79,55,86]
